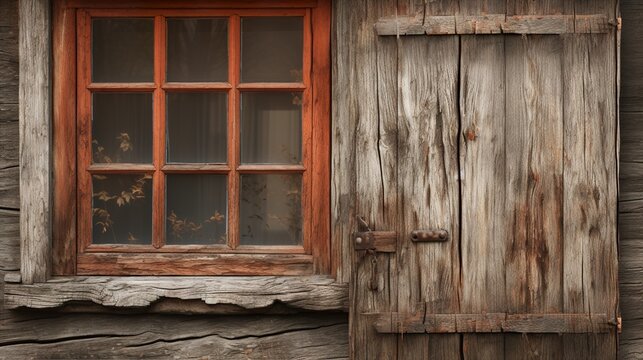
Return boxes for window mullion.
[152,15,166,250]
[228,14,241,250]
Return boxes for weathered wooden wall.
[0,1,349,358]
[619,0,643,358]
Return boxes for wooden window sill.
[3,275,348,312]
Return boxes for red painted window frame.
[52,0,331,276]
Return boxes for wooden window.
[53,1,331,276]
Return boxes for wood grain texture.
[562,31,619,359]
[330,0,354,284]
[76,253,315,276]
[619,0,643,113]
[344,0,399,358]
[0,166,18,209]
[375,14,614,36]
[504,34,565,358]
[459,33,506,360]
[0,312,348,359]
[0,209,19,272]
[619,0,643,357]
[0,122,18,171]
[19,0,51,284]
[5,276,348,310]
[311,0,332,274]
[375,312,616,333]
[52,0,76,276]
[396,33,460,359]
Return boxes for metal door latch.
[410,229,449,242]
[353,216,397,253]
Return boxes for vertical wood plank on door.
[458,0,507,357]
[397,35,460,360]
[504,34,565,358]
[459,35,506,360]
[19,0,51,284]
[503,3,566,357]
[562,1,618,358]
[344,0,399,358]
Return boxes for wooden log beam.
[19,0,51,284]
[375,14,615,36]
[4,275,349,311]
[374,312,618,334]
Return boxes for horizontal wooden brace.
[375,14,616,36]
[373,312,617,334]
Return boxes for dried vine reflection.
[92,174,153,245]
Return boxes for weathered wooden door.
[342,1,620,359]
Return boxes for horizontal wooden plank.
[4,275,348,310]
[0,165,18,209]
[0,121,18,170]
[0,104,18,121]
[0,312,348,359]
[620,161,643,194]
[374,312,616,334]
[0,62,18,104]
[0,0,18,27]
[0,209,19,271]
[76,253,315,276]
[620,212,643,241]
[619,193,643,214]
[375,14,614,35]
[620,112,643,163]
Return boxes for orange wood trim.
[236,82,306,90]
[228,14,240,250]
[52,2,78,275]
[301,7,313,261]
[66,1,317,10]
[237,164,306,173]
[162,164,231,173]
[162,82,233,90]
[83,244,306,254]
[87,164,156,173]
[84,8,308,17]
[310,0,331,274]
[87,83,156,91]
[152,15,166,250]
[77,253,314,276]
[76,9,92,256]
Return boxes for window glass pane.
[241,17,303,82]
[167,92,227,163]
[241,92,302,164]
[240,174,302,246]
[166,174,227,245]
[92,18,154,83]
[167,18,228,82]
[92,174,152,245]
[92,93,153,163]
